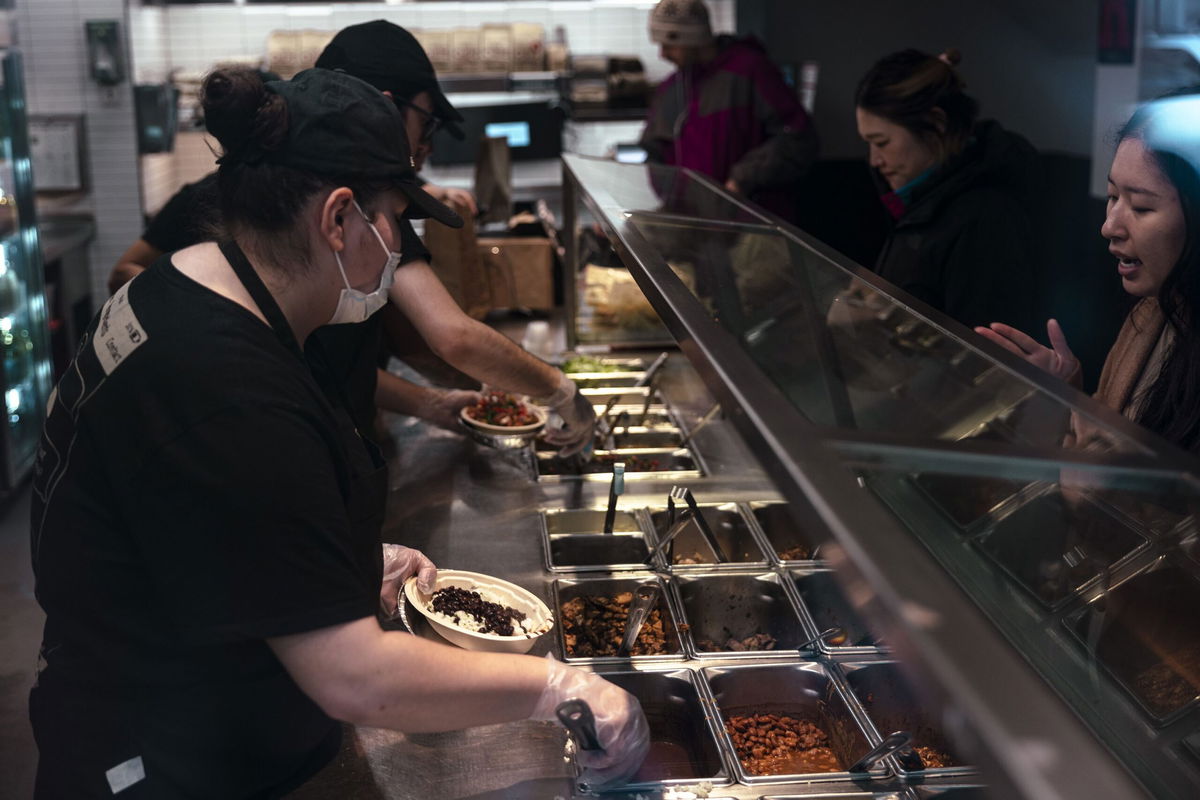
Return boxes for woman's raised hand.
[974,319,1080,383]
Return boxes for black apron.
[221,240,388,551]
[31,242,388,800]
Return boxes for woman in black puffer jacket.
[854,48,1041,334]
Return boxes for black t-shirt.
[29,258,382,798]
[142,172,220,254]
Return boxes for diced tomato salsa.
[465,390,540,427]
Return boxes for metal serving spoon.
[849,730,913,774]
[617,582,660,657]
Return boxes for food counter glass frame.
[562,154,1200,799]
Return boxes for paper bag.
[478,237,554,312]
[422,202,494,320]
[474,136,513,226]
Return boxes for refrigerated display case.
[561,153,1200,799]
[562,157,764,349]
[0,51,52,492]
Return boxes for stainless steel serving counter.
[283,356,972,800]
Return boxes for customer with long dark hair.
[855,48,1040,332]
[978,95,1200,451]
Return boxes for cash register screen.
[484,121,531,148]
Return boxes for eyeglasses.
[394,98,442,144]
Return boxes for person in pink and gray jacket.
[639,0,818,221]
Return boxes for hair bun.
[201,67,287,161]
[938,48,963,68]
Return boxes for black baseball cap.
[316,20,465,140]
[264,68,462,228]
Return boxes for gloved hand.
[419,388,483,432]
[543,374,596,457]
[529,656,650,789]
[380,544,437,616]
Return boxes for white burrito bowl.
[404,569,555,654]
[460,403,548,435]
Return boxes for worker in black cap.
[317,19,475,211]
[110,21,597,455]
[29,66,648,799]
[314,19,598,455]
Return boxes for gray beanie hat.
[649,0,714,47]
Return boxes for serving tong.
[643,486,729,566]
[617,582,661,657]
[848,730,913,773]
[603,462,625,534]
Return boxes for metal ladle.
[617,582,660,657]
[848,730,913,774]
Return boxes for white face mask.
[328,200,400,326]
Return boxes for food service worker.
[29,67,648,799]
[113,21,596,451]
[315,21,599,454]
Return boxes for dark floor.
[0,481,39,799]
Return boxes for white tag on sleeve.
[105,755,146,794]
[92,282,148,376]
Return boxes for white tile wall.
[13,0,733,299]
[18,0,144,301]
[130,0,736,84]
[140,130,218,216]
[121,0,734,216]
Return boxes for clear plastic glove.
[420,388,483,432]
[529,656,650,789]
[380,544,437,616]
[543,375,596,457]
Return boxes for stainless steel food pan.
[787,569,887,656]
[672,571,807,659]
[537,448,702,482]
[569,667,731,793]
[1063,556,1200,724]
[642,503,770,570]
[746,501,824,564]
[552,574,686,664]
[837,660,974,780]
[700,662,880,785]
[536,426,685,452]
[974,488,1147,609]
